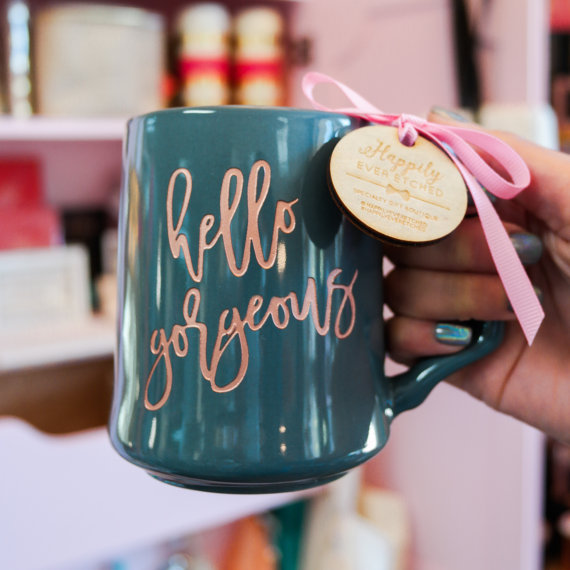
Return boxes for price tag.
[329,125,468,244]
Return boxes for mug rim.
[127,105,355,125]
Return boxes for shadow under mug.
[109,107,503,493]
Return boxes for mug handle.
[387,320,504,416]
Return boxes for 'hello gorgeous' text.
[144,160,358,410]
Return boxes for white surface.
[0,418,306,570]
[0,316,115,371]
[479,102,560,149]
[0,116,126,141]
[0,245,92,332]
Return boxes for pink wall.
[473,0,550,105]
[291,0,458,115]
[292,0,550,111]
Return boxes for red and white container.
[233,6,286,106]
[176,3,231,106]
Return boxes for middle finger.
[385,267,517,322]
[384,217,542,273]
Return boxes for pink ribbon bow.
[303,71,544,345]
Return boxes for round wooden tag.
[329,125,468,245]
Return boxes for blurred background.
[0,0,569,568]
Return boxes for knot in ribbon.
[393,114,427,147]
[302,71,544,345]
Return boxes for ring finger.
[384,267,517,322]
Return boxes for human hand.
[384,109,570,443]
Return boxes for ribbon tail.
[463,170,544,345]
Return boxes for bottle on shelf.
[233,6,286,106]
[4,0,33,116]
[176,3,232,107]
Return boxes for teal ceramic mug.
[109,107,503,493]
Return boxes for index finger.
[428,109,570,236]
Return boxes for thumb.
[428,107,570,237]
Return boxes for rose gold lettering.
[333,270,358,338]
[244,295,265,331]
[143,268,359,410]
[167,168,220,282]
[166,161,298,283]
[267,297,291,329]
[167,168,196,279]
[247,160,272,269]
[148,160,362,410]
[207,309,249,393]
[219,168,245,275]
[287,276,328,335]
[144,329,173,411]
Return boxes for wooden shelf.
[0,118,124,208]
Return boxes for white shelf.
[0,418,311,570]
[0,116,127,141]
[0,316,115,372]
[0,118,124,208]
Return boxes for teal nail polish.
[434,323,473,346]
[510,233,543,265]
[430,106,471,123]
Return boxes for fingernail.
[507,285,544,312]
[434,323,473,346]
[430,106,471,123]
[510,232,543,265]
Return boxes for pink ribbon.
[302,71,544,345]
